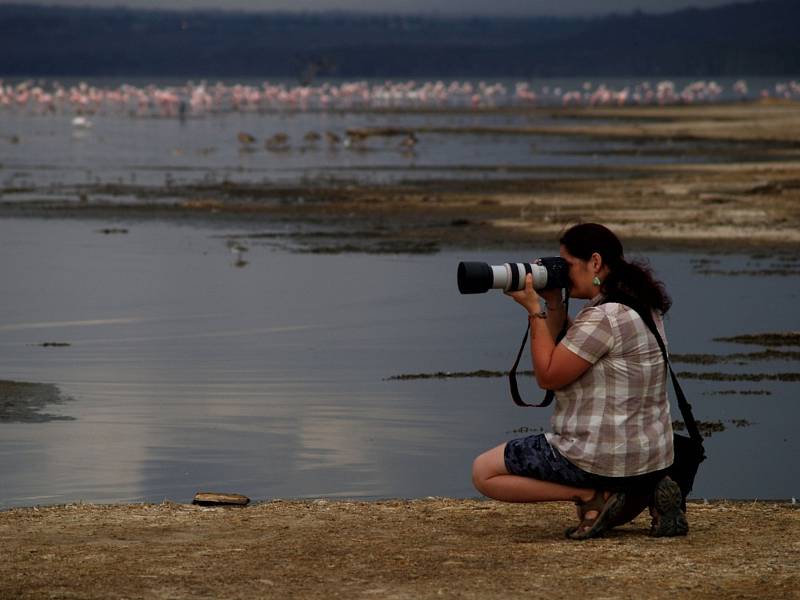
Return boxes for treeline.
[0,0,798,78]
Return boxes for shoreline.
[1,496,795,513]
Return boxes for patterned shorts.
[503,433,666,493]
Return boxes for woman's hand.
[505,273,543,315]
[538,287,563,308]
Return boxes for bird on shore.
[226,239,249,268]
[400,132,418,149]
[303,131,321,143]
[71,116,93,129]
[344,129,369,148]
[324,131,341,146]
[266,132,290,151]
[237,131,257,145]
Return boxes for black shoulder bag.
[628,304,707,508]
[507,299,706,507]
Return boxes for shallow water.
[0,217,797,507]
[0,105,755,195]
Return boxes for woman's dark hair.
[559,223,672,315]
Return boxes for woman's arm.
[529,315,591,390]
[507,274,592,390]
[540,289,567,341]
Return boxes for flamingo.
[5,78,800,115]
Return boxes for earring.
[592,276,601,286]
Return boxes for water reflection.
[0,217,797,506]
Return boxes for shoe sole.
[650,478,689,537]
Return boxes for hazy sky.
[9,0,743,17]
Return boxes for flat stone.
[192,492,250,506]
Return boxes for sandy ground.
[2,499,798,599]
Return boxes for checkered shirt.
[545,298,674,477]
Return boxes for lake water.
[0,217,798,507]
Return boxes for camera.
[457,257,570,294]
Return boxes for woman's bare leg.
[472,443,595,505]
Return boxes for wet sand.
[1,499,797,599]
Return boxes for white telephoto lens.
[491,265,510,290]
[513,263,528,290]
[531,263,549,290]
[504,263,534,291]
[491,262,549,291]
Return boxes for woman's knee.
[472,444,508,492]
[471,454,487,490]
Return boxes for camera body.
[457,257,570,294]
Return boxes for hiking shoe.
[650,476,689,537]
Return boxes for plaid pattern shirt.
[545,297,674,477]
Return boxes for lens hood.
[457,262,493,294]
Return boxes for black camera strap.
[508,293,569,408]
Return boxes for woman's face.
[559,244,606,299]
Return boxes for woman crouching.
[472,223,687,540]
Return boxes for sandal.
[565,490,627,540]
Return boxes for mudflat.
[5,101,800,252]
[2,499,797,599]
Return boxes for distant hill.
[0,1,798,78]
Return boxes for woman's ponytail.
[602,257,672,315]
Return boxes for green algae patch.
[713,332,800,347]
[676,371,800,382]
[670,349,800,365]
[672,418,753,437]
[701,389,772,396]
[0,380,75,423]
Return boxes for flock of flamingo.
[1,79,798,118]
